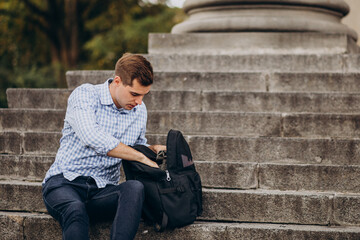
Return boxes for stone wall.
[342,0,360,45]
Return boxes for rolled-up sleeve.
[66,86,120,155]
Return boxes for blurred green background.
[0,0,185,107]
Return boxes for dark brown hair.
[115,53,153,86]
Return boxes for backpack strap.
[154,212,168,232]
[160,212,168,232]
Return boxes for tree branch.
[20,0,50,19]
[0,8,50,35]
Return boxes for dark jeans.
[42,174,144,240]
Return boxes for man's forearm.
[107,142,159,168]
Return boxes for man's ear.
[114,76,123,85]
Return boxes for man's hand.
[107,142,159,168]
[148,145,166,154]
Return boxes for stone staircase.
[2,52,360,239]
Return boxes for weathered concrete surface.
[0,181,350,225]
[0,155,257,189]
[6,88,70,109]
[1,132,360,165]
[66,70,267,91]
[0,109,65,132]
[202,91,360,113]
[147,111,283,137]
[0,155,53,181]
[196,161,258,189]
[282,113,360,138]
[145,54,356,73]
[2,155,360,193]
[0,212,24,240]
[188,136,360,165]
[225,223,360,240]
[8,88,360,114]
[334,194,360,226]
[4,180,360,226]
[66,70,113,89]
[2,212,359,240]
[269,72,360,92]
[148,112,360,138]
[0,132,21,155]
[22,132,62,154]
[259,163,360,193]
[347,54,360,71]
[202,189,332,225]
[149,33,359,55]
[145,90,202,111]
[23,213,62,240]
[8,109,360,138]
[0,180,46,212]
[66,71,360,92]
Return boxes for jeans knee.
[62,201,88,227]
[126,180,144,200]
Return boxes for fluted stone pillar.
[148,0,359,54]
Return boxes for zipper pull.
[165,170,171,182]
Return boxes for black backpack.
[122,129,203,231]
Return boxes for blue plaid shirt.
[43,79,148,188]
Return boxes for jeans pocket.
[42,174,66,197]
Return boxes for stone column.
[342,0,360,45]
[148,0,359,54]
[172,0,356,40]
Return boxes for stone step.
[7,88,70,109]
[203,162,360,193]
[148,33,360,55]
[203,91,360,113]
[0,155,53,182]
[258,163,360,193]
[2,154,360,193]
[1,180,359,226]
[145,54,360,73]
[2,109,360,138]
[1,132,360,165]
[7,88,360,114]
[2,212,360,240]
[66,70,360,92]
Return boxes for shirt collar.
[100,78,114,106]
[101,78,137,114]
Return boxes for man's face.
[110,76,151,110]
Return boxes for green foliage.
[0,0,59,107]
[0,0,185,107]
[83,6,184,69]
[0,64,59,108]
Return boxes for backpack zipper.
[165,170,171,181]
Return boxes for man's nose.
[135,96,143,105]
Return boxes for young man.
[42,53,165,240]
